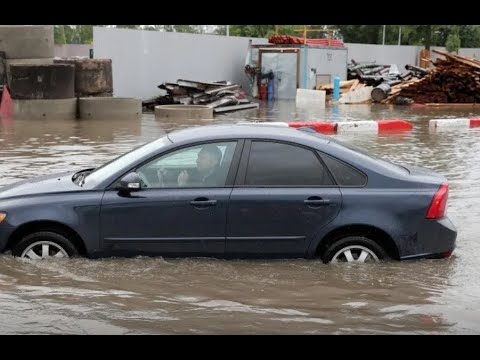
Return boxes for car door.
[226,140,342,257]
[100,140,242,257]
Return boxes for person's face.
[197,150,217,173]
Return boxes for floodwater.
[0,101,480,334]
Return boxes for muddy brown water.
[0,102,479,334]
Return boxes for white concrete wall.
[345,43,421,73]
[93,27,267,99]
[92,26,480,99]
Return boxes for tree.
[446,27,461,53]
[54,25,67,44]
[116,25,141,30]
[229,25,274,38]
[54,25,102,44]
[162,25,198,33]
[214,26,227,35]
[334,25,384,44]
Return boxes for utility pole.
[382,25,386,45]
[226,25,229,37]
[398,26,402,45]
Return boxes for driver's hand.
[157,168,166,186]
[178,170,189,186]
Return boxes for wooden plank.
[349,79,360,92]
[214,103,260,113]
[432,49,480,70]
[204,84,239,95]
[177,79,227,90]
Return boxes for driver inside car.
[158,144,223,187]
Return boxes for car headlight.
[0,212,6,224]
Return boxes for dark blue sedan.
[0,124,457,263]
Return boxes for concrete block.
[155,105,213,121]
[338,86,373,104]
[296,89,326,108]
[0,25,54,59]
[0,51,5,85]
[54,58,113,96]
[79,97,141,120]
[12,98,77,120]
[8,64,75,99]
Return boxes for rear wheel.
[12,231,79,260]
[322,236,387,264]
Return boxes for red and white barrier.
[288,121,336,134]
[242,119,413,135]
[429,118,480,129]
[290,119,413,134]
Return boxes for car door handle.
[304,198,330,207]
[190,198,217,207]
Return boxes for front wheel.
[322,236,387,264]
[12,231,79,260]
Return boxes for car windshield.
[83,135,172,187]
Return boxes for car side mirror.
[118,172,142,192]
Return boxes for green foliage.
[53,25,480,49]
[446,30,461,53]
[229,25,274,38]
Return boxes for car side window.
[319,152,367,186]
[244,141,333,186]
[136,141,237,188]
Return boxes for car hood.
[0,171,82,199]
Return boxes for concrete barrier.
[8,64,75,99]
[296,89,326,108]
[12,98,77,120]
[0,25,54,59]
[54,58,113,96]
[6,58,54,66]
[155,105,213,121]
[5,58,54,81]
[246,119,413,135]
[237,121,288,127]
[0,51,5,86]
[288,121,337,134]
[429,118,480,129]
[79,97,142,120]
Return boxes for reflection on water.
[1,101,480,334]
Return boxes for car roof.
[167,124,331,145]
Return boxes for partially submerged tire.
[12,231,79,260]
[322,236,387,264]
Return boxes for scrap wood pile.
[316,79,366,94]
[382,49,480,104]
[143,79,258,113]
[347,60,428,86]
[316,60,429,104]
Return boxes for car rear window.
[319,152,367,186]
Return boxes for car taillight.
[426,183,449,219]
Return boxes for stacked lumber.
[382,50,480,104]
